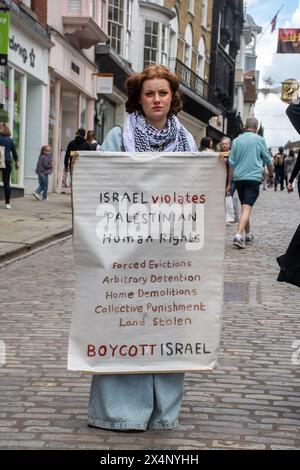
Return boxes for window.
[0,67,9,124]
[89,0,96,17]
[108,0,133,58]
[125,0,133,60]
[108,0,124,54]
[201,0,208,27]
[161,25,168,65]
[188,0,195,15]
[100,0,107,30]
[144,20,158,67]
[144,20,169,68]
[184,23,193,68]
[197,37,205,78]
[68,0,81,13]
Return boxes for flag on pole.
[271,13,278,33]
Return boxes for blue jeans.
[88,373,185,431]
[36,173,48,199]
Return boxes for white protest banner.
[68,151,226,373]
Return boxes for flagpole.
[256,3,284,45]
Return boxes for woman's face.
[220,139,230,151]
[139,78,173,129]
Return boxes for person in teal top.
[227,116,274,249]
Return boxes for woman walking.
[0,122,19,209]
[88,65,197,432]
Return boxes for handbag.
[0,145,5,169]
[225,194,235,224]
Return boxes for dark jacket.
[35,154,52,175]
[277,224,300,288]
[64,136,91,169]
[0,135,18,162]
[286,100,300,134]
[289,151,300,184]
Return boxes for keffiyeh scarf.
[123,112,197,153]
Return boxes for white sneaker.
[5,204,11,209]
[33,192,41,200]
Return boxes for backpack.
[274,154,284,167]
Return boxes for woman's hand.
[287,182,293,193]
[15,161,19,170]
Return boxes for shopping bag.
[233,194,240,222]
[0,145,5,169]
[225,194,235,224]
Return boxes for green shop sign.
[0,11,10,65]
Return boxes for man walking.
[64,128,91,173]
[227,116,274,249]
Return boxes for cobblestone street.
[0,188,300,450]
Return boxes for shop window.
[95,97,115,144]
[0,67,24,187]
[48,79,56,150]
[0,67,9,123]
[80,96,87,129]
[11,71,22,185]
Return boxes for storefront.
[48,31,97,193]
[0,17,52,198]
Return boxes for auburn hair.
[125,65,182,116]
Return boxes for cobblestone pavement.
[0,188,299,450]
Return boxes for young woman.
[88,65,197,431]
[86,130,100,151]
[0,122,19,209]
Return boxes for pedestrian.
[88,64,197,431]
[0,122,19,209]
[64,128,91,173]
[286,97,300,134]
[219,136,232,186]
[277,224,300,288]
[33,145,52,201]
[286,100,300,197]
[86,130,100,151]
[199,136,213,151]
[227,116,274,249]
[273,146,286,191]
[285,149,296,189]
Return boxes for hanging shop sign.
[94,73,114,94]
[0,11,10,65]
[277,28,300,54]
[281,79,300,103]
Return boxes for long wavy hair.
[125,65,183,117]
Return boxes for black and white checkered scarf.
[123,112,197,153]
